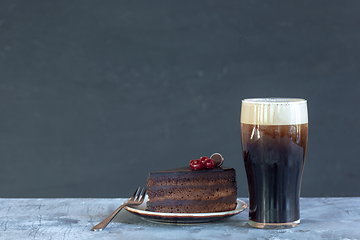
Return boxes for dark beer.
[241,98,308,228]
[241,123,308,223]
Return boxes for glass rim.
[242,98,307,105]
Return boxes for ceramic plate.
[124,196,247,224]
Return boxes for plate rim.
[124,198,247,218]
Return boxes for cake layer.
[147,185,236,201]
[147,195,237,213]
[147,167,235,183]
[147,178,234,187]
[148,203,237,213]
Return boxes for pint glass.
[241,98,308,229]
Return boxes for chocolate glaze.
[149,166,232,174]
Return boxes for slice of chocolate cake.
[146,166,237,213]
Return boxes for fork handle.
[91,202,128,231]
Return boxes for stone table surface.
[0,198,359,240]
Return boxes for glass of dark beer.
[241,98,308,229]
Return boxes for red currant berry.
[204,158,215,169]
[189,159,204,170]
[200,156,210,164]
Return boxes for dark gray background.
[1,0,359,198]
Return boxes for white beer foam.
[241,98,308,125]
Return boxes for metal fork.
[91,187,146,231]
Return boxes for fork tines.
[132,187,146,201]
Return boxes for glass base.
[248,219,300,229]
